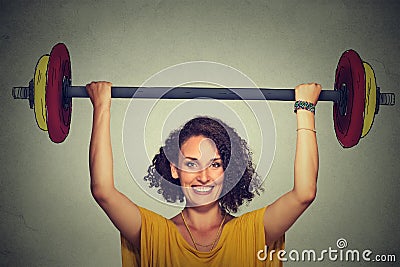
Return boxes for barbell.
[12,43,395,147]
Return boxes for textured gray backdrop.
[1,0,399,266]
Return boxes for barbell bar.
[12,43,395,147]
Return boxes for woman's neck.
[182,203,224,231]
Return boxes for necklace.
[180,211,227,251]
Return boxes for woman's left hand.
[294,82,322,105]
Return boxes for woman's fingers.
[295,82,322,105]
[86,81,112,109]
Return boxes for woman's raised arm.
[263,82,321,246]
[86,81,141,248]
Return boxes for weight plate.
[46,43,72,143]
[34,55,49,131]
[333,50,366,148]
[361,62,377,138]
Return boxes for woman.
[86,81,321,266]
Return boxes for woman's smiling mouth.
[191,185,215,194]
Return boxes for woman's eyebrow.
[183,156,198,161]
[182,157,221,161]
[184,156,221,162]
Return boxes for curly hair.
[144,116,263,213]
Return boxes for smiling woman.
[141,117,267,258]
[86,81,321,267]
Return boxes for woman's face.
[170,135,225,207]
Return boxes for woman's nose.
[197,168,210,183]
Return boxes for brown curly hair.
[144,116,263,213]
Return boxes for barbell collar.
[379,92,395,106]
[374,87,395,115]
[12,80,34,109]
[12,86,30,99]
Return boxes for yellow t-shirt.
[121,206,284,267]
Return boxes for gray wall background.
[1,0,399,266]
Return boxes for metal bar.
[66,86,340,102]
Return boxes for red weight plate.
[333,50,365,148]
[46,43,72,143]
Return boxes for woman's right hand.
[86,81,112,110]
[86,80,142,248]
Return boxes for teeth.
[193,186,213,192]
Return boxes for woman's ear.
[170,163,179,179]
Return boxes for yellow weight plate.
[362,62,377,137]
[34,55,49,131]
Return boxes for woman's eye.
[185,161,197,168]
[211,162,221,168]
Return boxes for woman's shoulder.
[221,207,268,242]
[136,205,169,224]
[169,212,181,227]
[232,206,268,224]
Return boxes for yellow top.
[121,206,285,267]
